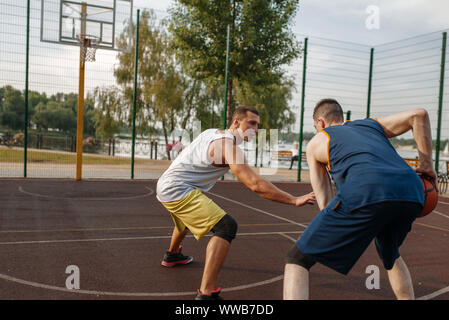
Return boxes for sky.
[135,0,449,46]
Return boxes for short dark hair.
[231,105,259,122]
[313,99,344,123]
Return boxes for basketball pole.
[75,3,87,181]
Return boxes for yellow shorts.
[161,189,227,241]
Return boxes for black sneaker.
[195,288,223,300]
[161,245,193,267]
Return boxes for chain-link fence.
[1,0,448,181]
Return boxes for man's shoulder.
[307,132,328,152]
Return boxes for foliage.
[91,86,125,141]
[115,9,210,159]
[169,0,301,126]
[235,76,295,131]
[0,86,97,136]
[0,86,25,130]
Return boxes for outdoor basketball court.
[0,179,447,300]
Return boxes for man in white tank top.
[156,106,315,300]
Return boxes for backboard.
[40,0,133,52]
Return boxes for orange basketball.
[419,176,438,218]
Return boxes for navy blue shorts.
[296,198,422,275]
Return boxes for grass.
[0,148,156,165]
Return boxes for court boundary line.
[278,233,298,243]
[0,271,286,297]
[0,222,296,234]
[433,210,449,220]
[0,230,304,246]
[417,286,449,300]
[18,186,154,201]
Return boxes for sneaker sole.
[161,257,193,267]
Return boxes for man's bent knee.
[285,245,316,270]
[211,214,238,243]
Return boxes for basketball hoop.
[77,34,101,63]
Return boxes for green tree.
[28,90,48,118]
[91,86,124,141]
[115,10,160,137]
[115,9,203,160]
[84,94,97,137]
[169,0,301,127]
[0,85,25,130]
[0,86,5,113]
[235,76,295,131]
[32,100,76,133]
[31,102,51,131]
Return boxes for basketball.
[419,175,438,218]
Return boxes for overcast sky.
[135,0,449,46]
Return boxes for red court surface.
[0,179,447,300]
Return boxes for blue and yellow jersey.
[322,118,424,211]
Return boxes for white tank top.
[156,129,235,202]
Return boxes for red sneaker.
[161,245,193,267]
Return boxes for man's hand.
[294,192,316,207]
[415,165,439,192]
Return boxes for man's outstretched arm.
[221,139,315,207]
[375,108,437,189]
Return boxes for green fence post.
[222,24,231,130]
[435,32,447,174]
[131,9,140,179]
[24,0,30,177]
[366,48,374,118]
[297,38,308,182]
[346,110,351,121]
[221,24,231,181]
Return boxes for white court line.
[207,191,309,228]
[434,210,449,220]
[278,233,298,243]
[417,286,449,300]
[18,186,154,201]
[0,231,304,246]
[0,272,285,297]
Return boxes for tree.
[115,9,204,160]
[0,86,25,130]
[0,86,5,113]
[31,102,51,131]
[31,100,76,133]
[28,90,48,119]
[83,94,98,137]
[169,0,301,127]
[91,86,124,141]
[235,76,295,131]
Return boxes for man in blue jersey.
[283,98,438,300]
